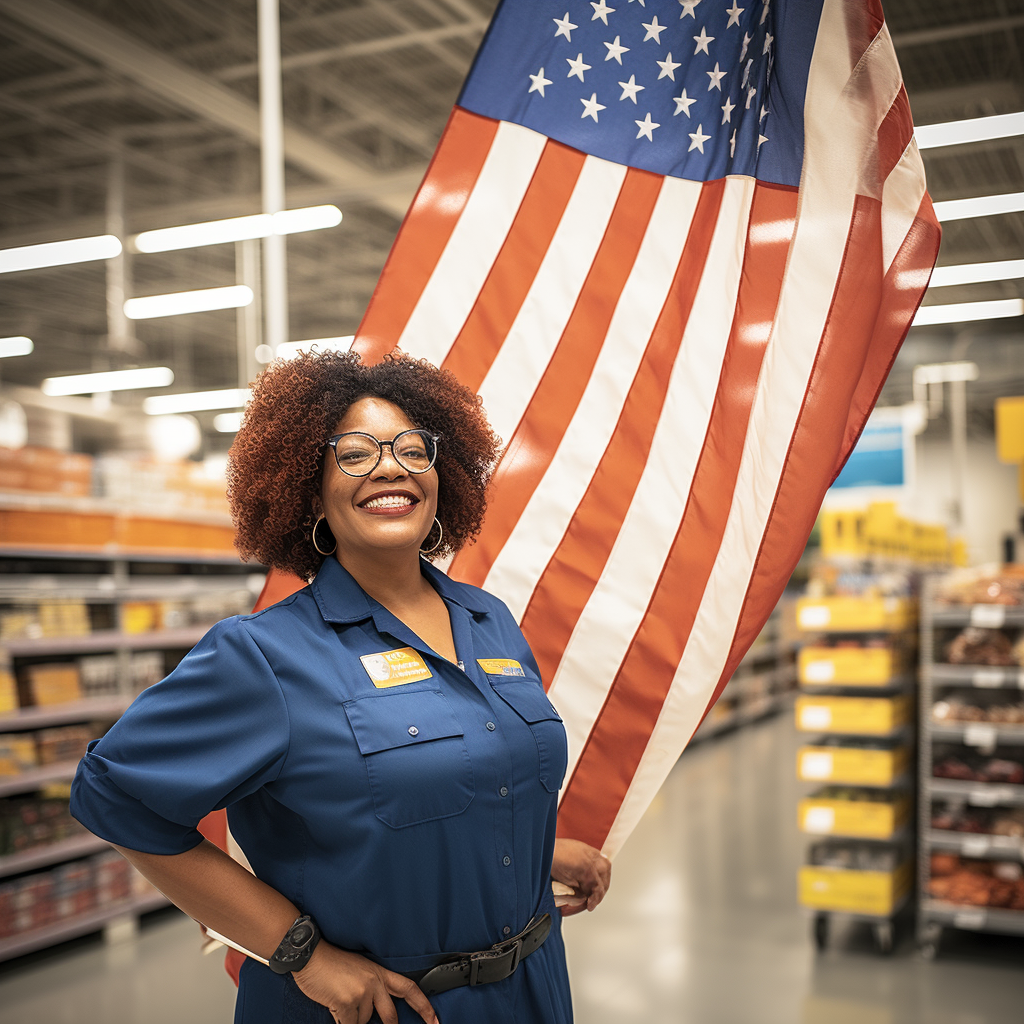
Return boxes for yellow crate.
[797,744,908,786]
[799,861,912,915]
[796,596,915,633]
[798,646,903,686]
[798,794,909,839]
[819,510,865,559]
[795,694,910,735]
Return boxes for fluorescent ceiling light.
[0,235,121,274]
[932,192,1024,222]
[916,111,1024,150]
[0,336,34,358]
[213,411,244,433]
[928,259,1024,288]
[42,366,174,396]
[143,388,250,415]
[912,298,1023,327]
[133,205,342,253]
[124,285,253,320]
[274,336,355,360]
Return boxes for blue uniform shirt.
[70,557,573,1024]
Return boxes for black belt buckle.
[468,936,523,986]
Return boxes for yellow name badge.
[477,658,526,677]
[360,648,433,688]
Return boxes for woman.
[71,351,610,1024]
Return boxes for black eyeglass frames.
[324,429,440,477]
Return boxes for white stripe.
[880,139,927,273]
[477,156,628,445]
[602,0,914,859]
[483,176,704,621]
[547,176,755,787]
[398,121,547,366]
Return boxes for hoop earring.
[420,517,443,555]
[312,515,337,556]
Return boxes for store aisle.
[1,711,1021,1023]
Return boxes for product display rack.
[794,589,918,955]
[0,543,263,962]
[917,576,1024,958]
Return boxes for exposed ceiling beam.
[0,0,415,218]
[892,14,1024,49]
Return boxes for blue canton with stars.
[458,0,824,186]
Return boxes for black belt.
[406,914,551,997]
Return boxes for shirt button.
[499,786,508,797]
[503,856,511,866]
[486,721,496,731]
[408,726,419,736]
[503,926,511,936]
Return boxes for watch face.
[290,923,313,948]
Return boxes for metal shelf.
[926,830,1024,861]
[0,546,249,566]
[0,697,132,731]
[0,890,172,963]
[3,625,210,658]
[0,760,80,797]
[928,778,1024,807]
[930,722,1024,747]
[0,576,262,604]
[931,664,1024,690]
[930,605,1024,629]
[0,834,109,879]
[920,900,1024,936]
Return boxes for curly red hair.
[228,351,501,580]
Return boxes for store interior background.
[1,0,1024,1021]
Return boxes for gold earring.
[420,517,443,555]
[312,515,337,556]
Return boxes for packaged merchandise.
[944,627,1019,667]
[0,734,38,775]
[935,566,1024,608]
[928,853,1024,910]
[932,692,1024,724]
[77,655,120,698]
[0,792,86,855]
[0,666,17,713]
[932,749,1024,785]
[17,663,82,707]
[34,725,93,765]
[931,803,1024,837]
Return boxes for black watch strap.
[268,915,321,974]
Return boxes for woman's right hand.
[293,942,439,1024]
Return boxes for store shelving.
[0,760,82,798]
[0,834,109,879]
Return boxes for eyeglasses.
[325,429,440,477]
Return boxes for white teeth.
[364,494,414,509]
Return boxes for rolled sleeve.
[71,616,290,856]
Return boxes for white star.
[635,111,660,140]
[726,1,744,27]
[746,85,756,108]
[528,68,552,97]
[566,53,591,81]
[642,15,666,42]
[688,123,710,152]
[758,133,768,147]
[618,74,645,103]
[628,0,645,5]
[679,0,702,18]
[721,96,736,123]
[591,0,615,26]
[673,88,696,116]
[553,13,577,41]
[656,52,682,80]
[741,58,752,87]
[581,92,606,122]
[729,128,737,157]
[706,62,727,91]
[759,103,768,122]
[693,27,714,54]
[740,32,752,60]
[763,32,774,54]
[760,0,770,25]
[604,35,630,63]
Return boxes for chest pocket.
[343,689,475,828]
[491,681,568,794]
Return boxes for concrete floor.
[1,711,1021,1023]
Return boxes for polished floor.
[1,711,1021,1023]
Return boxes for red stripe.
[441,141,587,392]
[353,108,499,365]
[556,183,800,850]
[518,179,726,686]
[450,168,664,587]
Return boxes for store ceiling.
[0,0,1022,446]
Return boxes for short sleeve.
[70,616,289,855]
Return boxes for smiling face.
[320,396,438,561]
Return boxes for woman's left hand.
[551,838,612,917]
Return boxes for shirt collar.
[310,555,489,624]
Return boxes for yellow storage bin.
[798,790,909,839]
[797,744,909,786]
[796,596,915,633]
[799,861,912,916]
[798,645,903,686]
[795,694,911,735]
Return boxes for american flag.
[260,0,939,860]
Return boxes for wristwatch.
[268,914,321,974]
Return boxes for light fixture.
[928,259,1024,288]
[0,336,34,358]
[916,111,1024,150]
[124,285,253,320]
[0,235,122,275]
[932,192,1024,222]
[273,336,355,360]
[912,298,1024,327]
[147,415,202,461]
[41,366,174,397]
[143,388,250,415]
[132,205,342,253]
[213,411,244,432]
